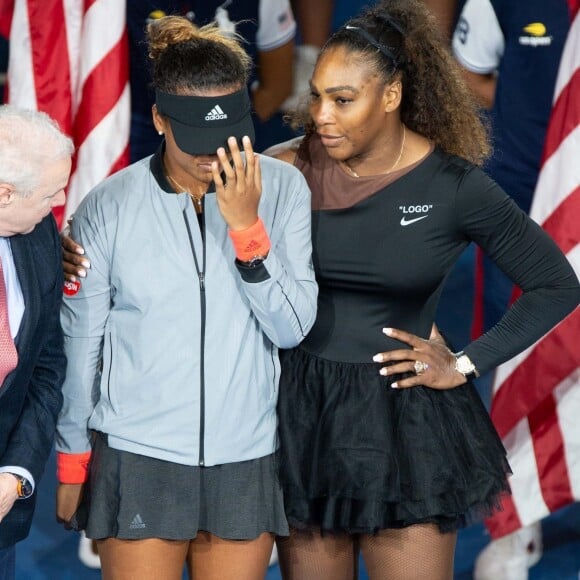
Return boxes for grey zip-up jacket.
[56,151,317,467]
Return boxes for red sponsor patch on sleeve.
[63,280,81,296]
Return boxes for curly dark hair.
[296,0,490,165]
[147,15,252,95]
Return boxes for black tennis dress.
[277,136,579,534]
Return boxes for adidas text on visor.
[156,87,255,155]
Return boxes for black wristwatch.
[236,256,266,269]
[12,475,33,499]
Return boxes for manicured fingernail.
[78,269,87,278]
[383,328,393,335]
[228,136,236,144]
[76,248,85,255]
[81,259,90,268]
[243,135,250,143]
[380,368,388,376]
[373,354,383,362]
[391,382,398,389]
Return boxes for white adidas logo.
[129,514,146,530]
[205,105,228,121]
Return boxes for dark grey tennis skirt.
[72,433,288,541]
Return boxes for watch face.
[247,257,264,268]
[239,256,265,268]
[18,477,33,498]
[456,355,475,375]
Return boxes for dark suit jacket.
[0,215,66,548]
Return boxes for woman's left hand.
[56,483,84,529]
[372,326,467,389]
[212,135,262,231]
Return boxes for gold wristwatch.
[13,475,33,499]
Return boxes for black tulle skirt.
[277,347,511,534]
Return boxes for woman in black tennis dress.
[268,0,580,577]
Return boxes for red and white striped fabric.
[3,0,129,228]
[486,0,580,539]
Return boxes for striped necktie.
[0,256,18,386]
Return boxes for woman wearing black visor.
[55,16,317,580]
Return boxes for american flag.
[2,0,130,228]
[486,0,580,538]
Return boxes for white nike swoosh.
[400,215,429,226]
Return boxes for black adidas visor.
[155,87,255,155]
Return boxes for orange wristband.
[228,218,271,262]
[56,451,92,484]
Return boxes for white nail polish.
[373,354,383,362]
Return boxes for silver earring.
[158,131,163,136]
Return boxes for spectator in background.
[0,105,71,580]
[452,1,571,578]
[280,0,335,112]
[128,0,296,160]
[283,0,459,114]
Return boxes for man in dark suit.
[0,105,72,579]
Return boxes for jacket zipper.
[183,206,207,467]
[107,332,113,405]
